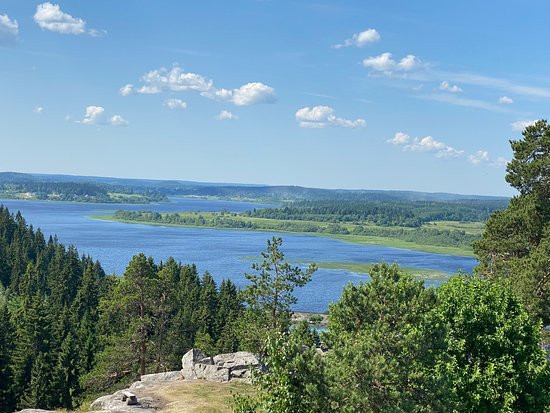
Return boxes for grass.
[423,220,485,235]
[90,212,477,257]
[315,262,450,280]
[151,380,252,413]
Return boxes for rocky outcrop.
[181,348,260,382]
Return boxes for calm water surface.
[0,197,477,313]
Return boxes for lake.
[0,197,477,313]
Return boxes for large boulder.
[140,370,183,383]
[181,348,259,383]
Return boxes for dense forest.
[0,171,508,203]
[0,205,242,411]
[248,199,506,227]
[0,173,166,203]
[112,206,481,251]
[0,121,548,412]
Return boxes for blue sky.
[1,1,548,196]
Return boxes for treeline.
[248,199,506,227]
[113,210,478,249]
[0,205,241,412]
[0,179,166,203]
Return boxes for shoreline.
[89,214,476,258]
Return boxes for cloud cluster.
[362,52,424,74]
[0,14,18,47]
[334,28,380,48]
[80,106,128,126]
[388,132,507,167]
[34,106,44,114]
[295,106,366,129]
[217,110,238,121]
[439,81,462,93]
[164,98,187,110]
[122,66,276,107]
[498,96,513,105]
[468,150,489,165]
[388,132,464,158]
[34,3,103,36]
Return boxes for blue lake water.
[0,197,477,313]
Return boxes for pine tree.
[0,303,15,413]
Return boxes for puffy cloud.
[362,52,424,74]
[126,65,276,107]
[110,115,128,126]
[387,132,410,145]
[468,150,490,165]
[511,119,538,131]
[202,83,276,106]
[140,66,213,93]
[80,106,127,126]
[164,98,187,110]
[230,82,276,106]
[34,106,44,114]
[0,14,18,47]
[498,96,513,104]
[295,106,366,129]
[389,132,507,166]
[119,84,134,96]
[439,81,462,93]
[334,28,380,48]
[216,110,238,120]
[389,133,464,159]
[82,106,105,124]
[34,3,97,35]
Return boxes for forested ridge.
[0,205,242,411]
[248,199,505,227]
[0,121,548,412]
[0,173,166,203]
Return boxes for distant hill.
[0,172,510,203]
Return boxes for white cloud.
[110,115,128,126]
[295,106,366,129]
[389,133,463,159]
[468,150,490,165]
[439,81,462,93]
[0,14,18,47]
[164,98,187,110]
[34,106,44,114]
[389,131,507,167]
[230,82,276,106]
[217,110,238,121]
[387,132,410,145]
[140,66,213,93]
[362,52,424,74]
[334,28,380,48]
[511,119,538,131]
[498,96,513,104]
[34,2,104,36]
[119,84,134,96]
[128,65,276,106]
[81,106,105,124]
[80,106,127,126]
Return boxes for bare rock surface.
[181,348,259,383]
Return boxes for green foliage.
[432,275,549,412]
[475,120,549,325]
[233,325,330,413]
[0,205,243,410]
[324,263,450,412]
[238,237,316,353]
[113,208,483,251]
